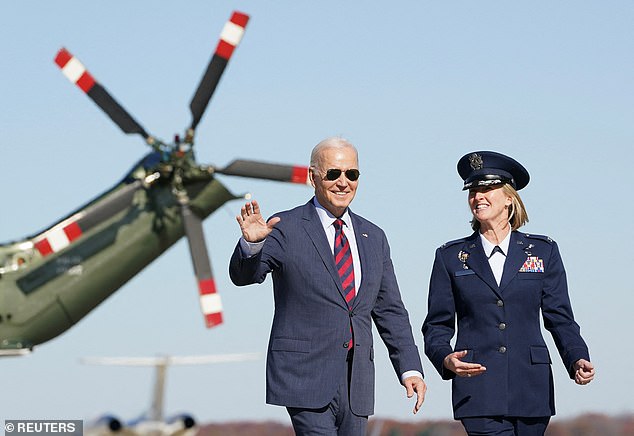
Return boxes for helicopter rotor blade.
[188,11,249,133]
[180,202,223,328]
[78,179,148,231]
[217,160,311,185]
[55,48,151,142]
[33,179,147,257]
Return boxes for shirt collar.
[312,197,352,230]
[480,229,511,257]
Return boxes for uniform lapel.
[463,233,502,298]
[499,231,528,292]
[301,202,345,298]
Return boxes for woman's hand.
[574,359,595,385]
[444,350,487,378]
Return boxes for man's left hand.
[403,376,427,414]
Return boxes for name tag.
[454,269,475,277]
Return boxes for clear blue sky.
[2,0,633,426]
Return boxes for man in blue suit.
[230,137,426,435]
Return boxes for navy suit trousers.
[287,352,367,435]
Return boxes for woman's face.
[468,185,512,229]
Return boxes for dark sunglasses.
[325,168,360,182]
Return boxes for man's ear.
[308,168,316,188]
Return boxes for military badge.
[458,250,470,269]
[523,243,535,256]
[519,256,544,273]
[469,153,483,170]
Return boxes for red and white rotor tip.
[54,48,96,93]
[215,11,250,60]
[198,278,223,328]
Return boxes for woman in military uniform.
[422,151,595,436]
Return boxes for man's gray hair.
[309,136,358,169]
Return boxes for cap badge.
[469,153,483,170]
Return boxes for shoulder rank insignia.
[440,237,468,249]
[519,256,544,273]
[525,233,553,243]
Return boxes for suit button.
[343,342,349,348]
[497,300,504,307]
[499,322,506,330]
[498,346,507,353]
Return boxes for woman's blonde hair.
[470,184,529,231]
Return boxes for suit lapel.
[301,202,345,298]
[463,233,502,298]
[499,231,528,292]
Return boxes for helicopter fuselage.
[0,153,239,355]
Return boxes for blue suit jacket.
[422,231,590,419]
[229,200,423,416]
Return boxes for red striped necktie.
[334,219,356,303]
[334,219,355,348]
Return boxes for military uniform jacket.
[422,230,590,419]
[229,200,423,416]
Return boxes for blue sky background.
[2,0,633,426]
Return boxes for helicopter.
[0,10,309,356]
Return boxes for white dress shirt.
[479,229,511,286]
